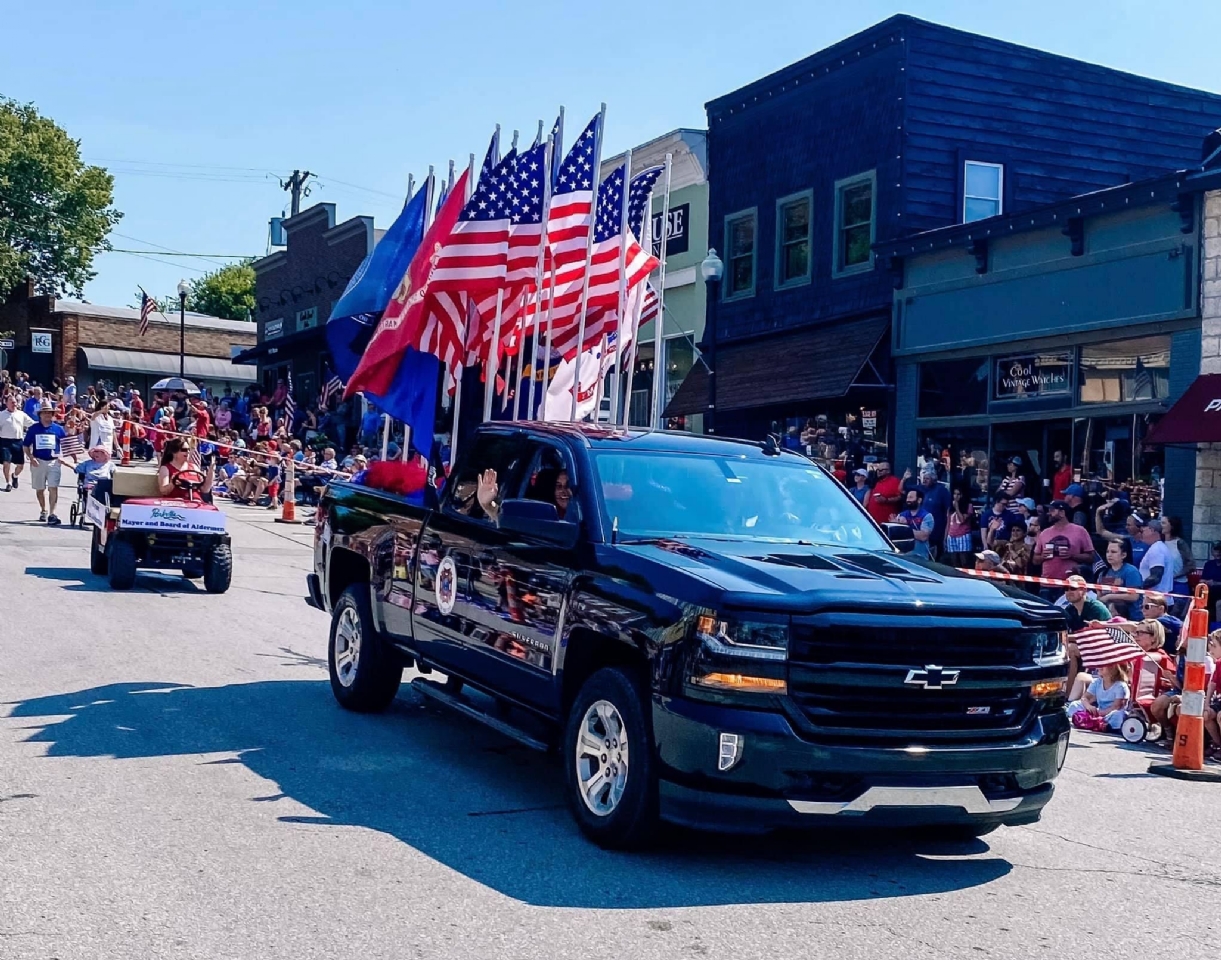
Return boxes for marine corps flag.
[344,169,471,401]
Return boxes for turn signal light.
[694,672,787,694]
[1031,679,1067,698]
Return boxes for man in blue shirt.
[897,488,935,560]
[22,386,43,420]
[917,464,951,560]
[23,401,66,524]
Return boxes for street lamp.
[699,248,724,435]
[177,279,189,379]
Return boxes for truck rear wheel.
[90,527,108,575]
[563,666,659,849]
[108,538,137,590]
[328,584,402,713]
[203,544,232,593]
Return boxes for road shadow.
[23,567,204,594]
[8,680,1012,909]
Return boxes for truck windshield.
[592,451,889,549]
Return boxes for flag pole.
[493,124,502,165]
[539,107,565,414]
[448,154,477,466]
[406,173,415,202]
[511,128,519,152]
[569,103,607,422]
[648,154,673,432]
[483,290,504,422]
[610,148,633,425]
[526,135,555,423]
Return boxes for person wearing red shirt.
[192,400,211,438]
[130,390,145,422]
[1052,449,1073,502]
[865,461,903,525]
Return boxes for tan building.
[1,280,257,396]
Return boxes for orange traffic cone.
[1151,584,1221,781]
[120,420,132,466]
[274,455,302,524]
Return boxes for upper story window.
[964,161,1004,223]
[724,208,757,299]
[775,191,812,288]
[833,171,875,277]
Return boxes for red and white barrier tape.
[958,567,1194,602]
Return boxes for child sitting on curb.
[1066,661,1131,732]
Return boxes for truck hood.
[614,537,1054,620]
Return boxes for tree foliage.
[186,260,256,321]
[0,98,121,298]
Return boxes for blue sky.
[4,0,1220,309]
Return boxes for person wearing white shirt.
[0,394,34,491]
[1138,519,1175,595]
[89,405,117,455]
[64,377,76,407]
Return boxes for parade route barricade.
[958,567,1195,603]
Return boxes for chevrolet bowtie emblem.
[904,665,961,690]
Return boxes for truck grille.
[786,620,1038,744]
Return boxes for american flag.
[139,287,158,336]
[430,142,517,293]
[1072,624,1143,670]
[547,114,600,271]
[284,371,296,428]
[59,433,85,461]
[320,372,344,408]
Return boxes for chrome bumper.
[787,784,1022,817]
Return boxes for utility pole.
[279,169,315,216]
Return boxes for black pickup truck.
[308,423,1070,848]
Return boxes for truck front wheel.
[328,584,402,713]
[563,666,659,849]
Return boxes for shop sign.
[651,203,689,258]
[265,317,284,340]
[31,331,52,354]
[296,306,318,330]
[0,337,14,350]
[861,409,878,434]
[994,353,1072,400]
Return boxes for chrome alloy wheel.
[334,606,362,688]
[575,699,630,817]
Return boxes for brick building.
[1,280,257,395]
[239,202,380,406]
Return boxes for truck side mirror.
[498,498,581,550]
[883,522,916,554]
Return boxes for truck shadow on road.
[8,680,1012,909]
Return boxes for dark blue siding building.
[668,14,1221,453]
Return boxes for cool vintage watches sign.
[994,353,1072,400]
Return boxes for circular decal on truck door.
[436,555,458,616]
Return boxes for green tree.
[0,98,121,297]
[187,260,256,321]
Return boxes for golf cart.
[85,462,232,592]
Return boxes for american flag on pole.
[320,372,344,409]
[430,142,517,294]
[139,287,158,336]
[1072,624,1144,670]
[284,370,296,428]
[59,433,86,461]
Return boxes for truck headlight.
[695,614,788,661]
[1032,630,1066,663]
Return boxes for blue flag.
[362,348,440,460]
[325,180,430,382]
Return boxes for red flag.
[345,171,471,398]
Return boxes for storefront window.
[1079,335,1170,404]
[918,358,989,418]
[1072,414,1164,487]
[917,428,990,500]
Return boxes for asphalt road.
[1,478,1219,960]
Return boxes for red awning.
[1144,374,1221,444]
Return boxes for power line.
[112,250,208,274]
[85,157,277,173]
[109,248,257,259]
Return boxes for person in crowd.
[896,488,934,560]
[998,523,1031,575]
[864,460,902,525]
[1138,519,1175,596]
[75,445,115,490]
[1139,592,1183,655]
[0,392,33,492]
[999,456,1026,499]
[1051,450,1073,501]
[88,397,117,455]
[1062,483,1090,528]
[974,549,1003,573]
[1204,632,1221,752]
[1031,500,1095,596]
[1148,626,1218,738]
[1096,539,1144,619]
[1162,516,1196,610]
[23,400,66,524]
[1201,542,1221,623]
[917,464,950,559]
[944,488,976,569]
[129,388,144,422]
[1065,661,1131,732]
[847,468,869,506]
[1014,497,1036,523]
[1094,500,1149,565]
[63,376,76,407]
[22,386,43,420]
[1061,574,1111,632]
[981,493,1023,550]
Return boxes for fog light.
[1031,679,1067,699]
[718,733,742,771]
[1056,734,1070,771]
[694,672,787,694]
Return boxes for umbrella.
[151,376,201,396]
